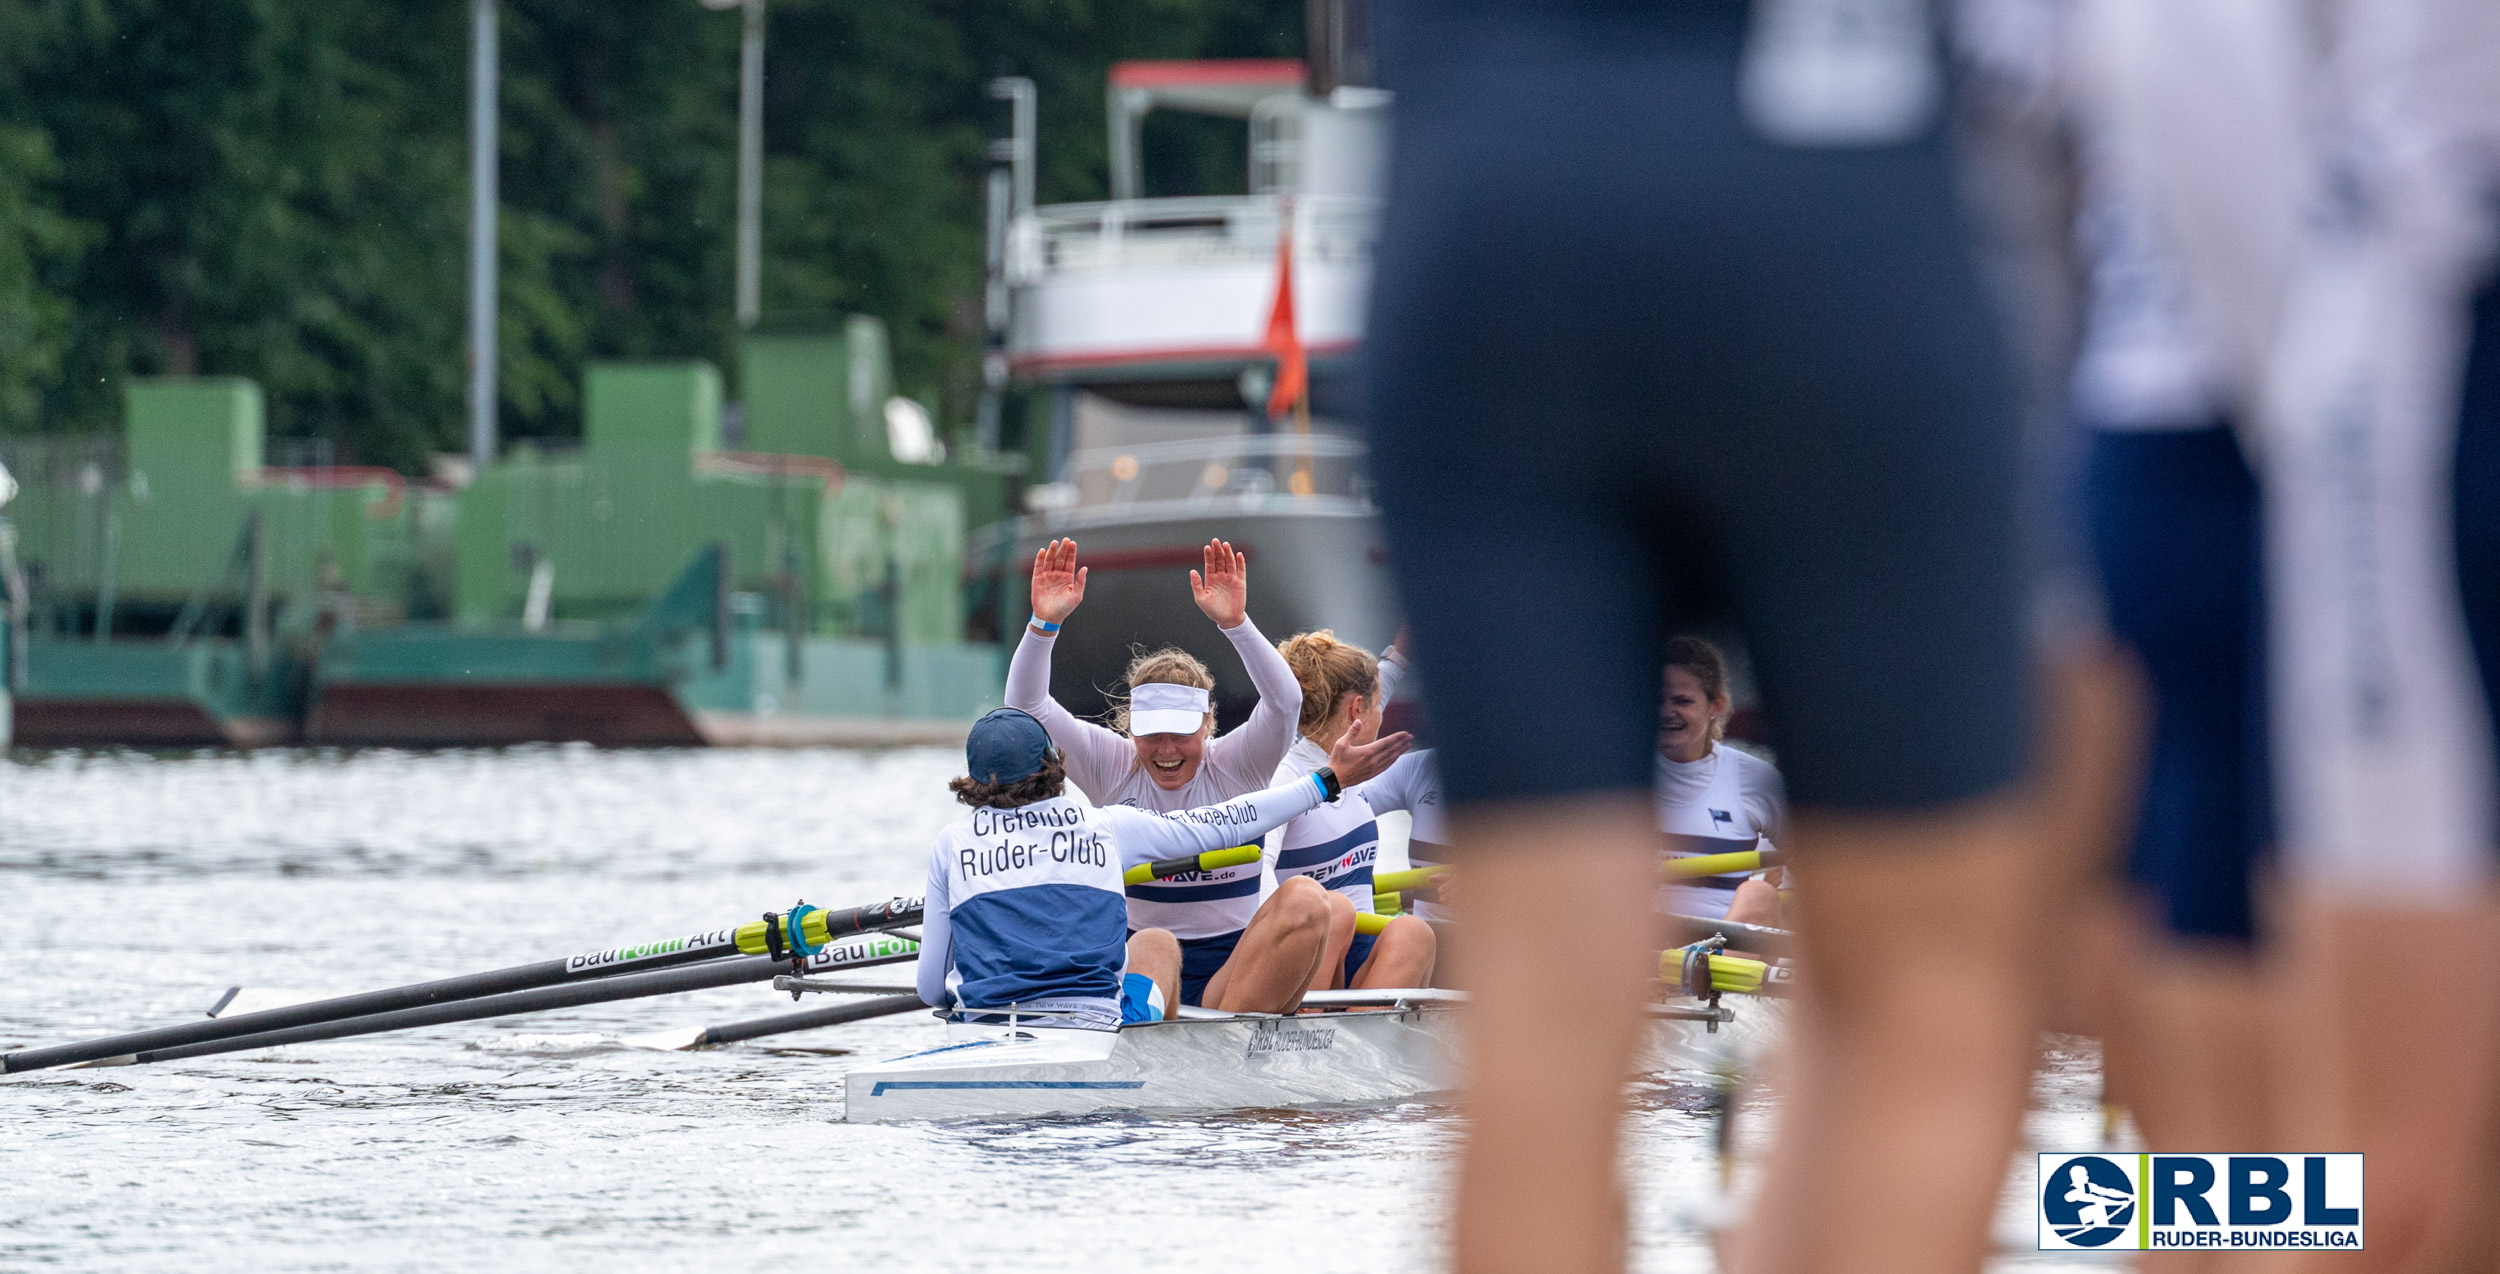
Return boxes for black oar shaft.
[4,897,922,1074]
[120,948,919,1066]
[691,994,927,1048]
[1663,913,1797,959]
[6,954,601,1073]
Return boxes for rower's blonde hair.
[1664,635,1732,742]
[1106,646,1216,736]
[1278,629,1377,740]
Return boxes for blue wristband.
[1029,614,1060,633]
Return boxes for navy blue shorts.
[2084,425,2270,943]
[2455,275,2500,793]
[1364,0,2029,813]
[1175,929,1243,1008]
[1342,929,1379,986]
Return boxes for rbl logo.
[2037,1153,2364,1251]
[2041,1155,2136,1246]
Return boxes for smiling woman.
[1656,636,1788,927]
[1112,655,1217,791]
[997,535,1415,1014]
[1005,536,1303,812]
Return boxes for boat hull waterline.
[840,996,1782,1122]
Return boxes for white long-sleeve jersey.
[1004,616,1304,813]
[915,772,1331,1028]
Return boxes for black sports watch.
[1314,767,1343,803]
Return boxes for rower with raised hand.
[1656,637,1787,928]
[1268,630,1440,991]
[1010,536,1304,812]
[1008,536,1335,1013]
[916,707,1414,1030]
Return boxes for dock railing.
[1007,193,1376,284]
[1065,432,1370,510]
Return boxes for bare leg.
[1726,878,1783,928]
[2028,643,2149,1043]
[1447,795,1657,1274]
[1725,794,2038,1274]
[2268,891,2500,1273]
[2111,937,2276,1274]
[1729,643,2134,1272]
[1124,928,1181,1021]
[1351,915,1437,989]
[2417,1069,2500,1274]
[1202,875,1332,1014]
[1311,890,1358,994]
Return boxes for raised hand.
[1030,538,1087,628]
[1327,717,1414,789]
[1190,538,1248,630]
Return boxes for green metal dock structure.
[0,318,1018,748]
[0,379,407,746]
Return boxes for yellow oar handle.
[1123,844,1262,886]
[733,896,924,957]
[1372,865,1449,893]
[733,908,837,956]
[1661,847,1788,879]
[1355,911,1394,936]
[1658,948,1781,996]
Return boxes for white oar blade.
[618,1026,711,1052]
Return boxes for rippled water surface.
[2,748,2100,1271]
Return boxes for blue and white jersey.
[1123,844,1270,940]
[1657,744,1788,920]
[1273,750,1441,911]
[917,776,1330,1026]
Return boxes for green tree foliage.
[0,0,1300,470]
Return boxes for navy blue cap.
[966,708,1054,784]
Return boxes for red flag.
[1261,204,1305,419]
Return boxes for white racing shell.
[840,991,1786,1122]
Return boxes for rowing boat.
[827,985,1780,1122]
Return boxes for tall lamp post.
[699,0,766,329]
[978,77,1034,455]
[466,0,499,472]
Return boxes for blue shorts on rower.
[1119,972,1165,1026]
[1343,930,1378,987]
[1174,929,1243,1008]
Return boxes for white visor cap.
[1129,682,1212,737]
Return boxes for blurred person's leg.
[2268,900,2500,1272]
[1724,798,2038,1274]
[2262,252,2500,1272]
[2081,424,2277,1194]
[1365,6,2032,1271]
[1444,800,1660,1273]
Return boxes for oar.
[1123,844,1261,885]
[1371,866,1447,893]
[69,934,920,1068]
[1663,947,1793,997]
[1664,913,1796,958]
[1662,847,1789,879]
[4,896,921,1074]
[623,992,928,1052]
